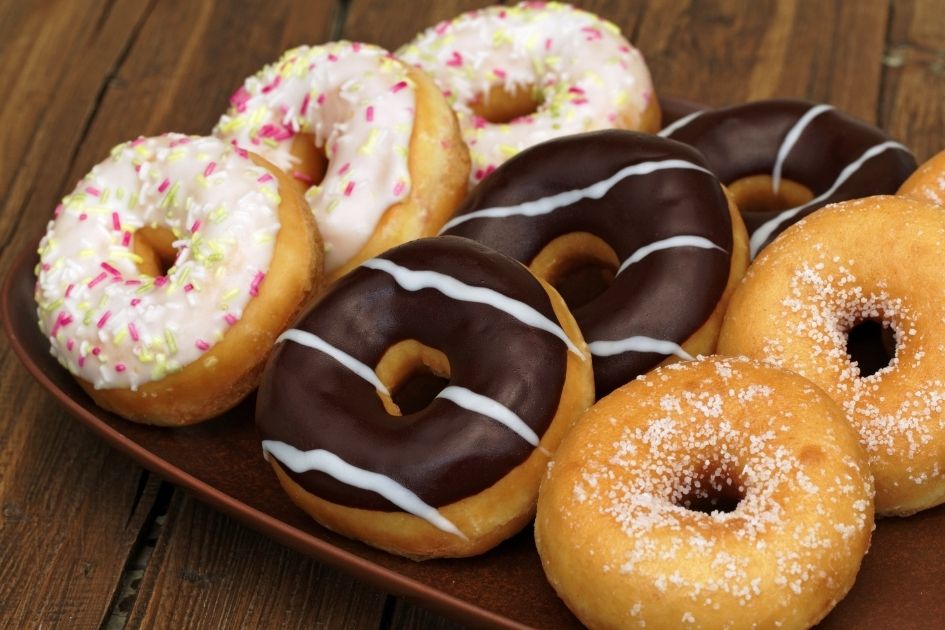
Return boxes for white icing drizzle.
[771,104,833,195]
[436,385,541,448]
[750,140,910,257]
[588,336,694,361]
[361,258,583,357]
[657,110,703,138]
[277,328,390,395]
[261,440,466,539]
[617,235,726,275]
[439,159,713,233]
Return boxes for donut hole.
[288,132,329,191]
[375,340,451,416]
[469,83,543,124]
[530,233,620,310]
[675,465,744,514]
[846,319,897,377]
[728,174,814,213]
[133,226,178,277]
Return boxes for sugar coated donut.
[34,134,322,425]
[256,236,593,559]
[719,195,945,516]
[898,149,945,205]
[214,42,469,281]
[441,130,748,397]
[661,99,916,257]
[397,2,660,185]
[536,356,874,630]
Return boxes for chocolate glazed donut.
[255,236,594,558]
[441,130,747,397]
[660,99,917,257]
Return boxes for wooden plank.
[387,600,465,630]
[629,0,889,121]
[126,494,388,628]
[879,0,945,160]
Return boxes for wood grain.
[343,0,498,51]
[880,0,945,160]
[127,494,387,628]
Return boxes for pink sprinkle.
[472,115,487,129]
[447,51,463,67]
[366,106,374,122]
[230,86,251,112]
[51,312,73,336]
[229,140,249,159]
[131,136,146,147]
[619,45,630,53]
[79,213,88,221]
[130,298,141,307]
[67,339,74,352]
[327,53,338,62]
[571,97,588,106]
[568,86,585,95]
[41,263,51,272]
[545,38,553,51]
[158,178,170,193]
[195,339,210,351]
[225,313,238,326]
[54,203,64,218]
[154,276,168,287]
[391,81,408,93]
[86,186,101,197]
[317,93,326,106]
[169,137,190,148]
[134,163,142,172]
[493,68,507,80]
[92,346,102,356]
[344,181,355,196]
[183,283,194,292]
[78,356,86,368]
[301,93,311,116]
[96,311,112,329]
[261,75,281,94]
[190,219,201,232]
[257,173,273,184]
[65,284,74,298]
[337,162,351,175]
[582,27,602,41]
[88,272,108,289]
[115,363,126,373]
[352,42,361,52]
[258,123,293,141]
[249,271,265,297]
[101,262,121,276]
[292,171,313,184]
[498,9,507,18]
[128,323,139,342]
[393,180,406,196]
[435,20,449,35]
[124,280,141,286]
[204,161,216,177]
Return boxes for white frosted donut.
[214,42,468,277]
[34,134,321,425]
[398,2,660,184]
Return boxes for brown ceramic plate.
[5,98,945,628]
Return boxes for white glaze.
[398,2,655,184]
[261,440,466,538]
[750,141,910,257]
[35,134,280,390]
[656,110,703,138]
[214,42,415,272]
[588,336,694,361]
[361,257,583,357]
[278,328,389,395]
[437,385,541,447]
[771,104,833,194]
[439,159,712,233]
[617,235,726,275]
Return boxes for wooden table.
[2,0,943,627]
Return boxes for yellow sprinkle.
[111,251,144,264]
[100,188,110,204]
[113,329,128,345]
[499,144,518,157]
[196,174,209,187]
[165,330,178,355]
[44,298,64,313]
[222,288,240,302]
[615,90,629,106]
[116,187,125,200]
[359,128,380,155]
[604,20,620,35]
[168,149,187,162]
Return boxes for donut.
[397,2,660,185]
[898,149,945,205]
[255,236,594,559]
[718,195,945,516]
[34,134,322,425]
[440,130,748,397]
[660,99,917,257]
[536,356,874,629]
[214,41,469,282]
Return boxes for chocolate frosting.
[255,236,568,511]
[442,130,733,396]
[662,99,917,252]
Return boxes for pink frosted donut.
[397,2,660,184]
[214,42,468,280]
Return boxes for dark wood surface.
[1,1,943,628]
